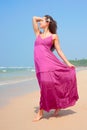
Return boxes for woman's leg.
[33,109,43,121]
[53,109,60,116]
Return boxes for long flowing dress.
[34,35,79,112]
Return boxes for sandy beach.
[0,70,87,130]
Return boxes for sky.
[0,0,87,67]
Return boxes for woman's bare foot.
[33,109,43,122]
[53,109,60,116]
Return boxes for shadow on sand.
[33,106,76,120]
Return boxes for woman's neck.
[43,28,50,36]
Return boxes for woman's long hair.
[44,15,57,34]
[44,15,57,51]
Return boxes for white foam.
[2,70,7,73]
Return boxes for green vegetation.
[69,59,87,66]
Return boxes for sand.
[0,70,87,130]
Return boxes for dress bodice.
[34,35,70,73]
[34,35,53,50]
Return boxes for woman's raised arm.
[32,16,43,36]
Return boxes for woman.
[32,15,79,121]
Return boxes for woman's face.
[39,17,49,29]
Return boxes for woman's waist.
[34,44,51,50]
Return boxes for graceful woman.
[32,15,79,121]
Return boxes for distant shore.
[69,59,87,66]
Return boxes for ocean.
[0,67,35,86]
[0,66,39,107]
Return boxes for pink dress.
[34,35,79,112]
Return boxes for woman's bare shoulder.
[52,34,59,40]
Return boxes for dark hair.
[44,15,57,51]
[44,15,57,34]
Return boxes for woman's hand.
[67,62,75,68]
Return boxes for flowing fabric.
[34,35,79,112]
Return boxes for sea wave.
[0,66,35,73]
[0,66,35,84]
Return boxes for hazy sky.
[0,0,87,67]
